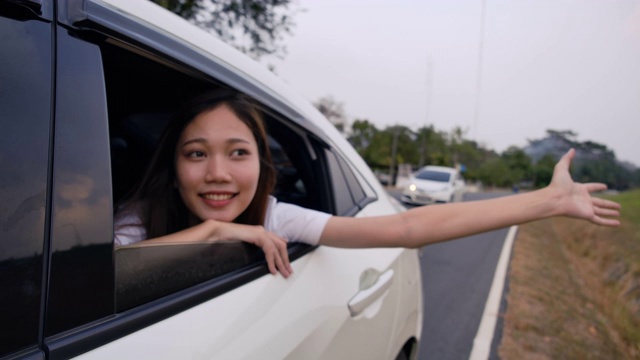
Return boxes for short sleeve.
[114,209,147,246]
[264,196,331,245]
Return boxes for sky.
[270,0,640,166]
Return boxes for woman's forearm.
[398,186,561,247]
[321,187,561,248]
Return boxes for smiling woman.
[115,85,621,278]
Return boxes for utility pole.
[472,0,487,141]
[389,126,399,186]
[420,55,433,168]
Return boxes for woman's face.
[175,105,261,223]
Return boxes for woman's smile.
[199,191,237,207]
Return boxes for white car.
[0,0,422,359]
[401,166,466,205]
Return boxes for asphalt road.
[386,189,512,360]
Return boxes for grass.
[499,189,640,359]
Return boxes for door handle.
[347,269,394,317]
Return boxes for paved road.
[386,189,512,360]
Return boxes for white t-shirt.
[114,196,332,246]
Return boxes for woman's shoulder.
[265,196,331,245]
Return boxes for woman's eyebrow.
[227,138,252,145]
[180,138,207,147]
[180,137,252,147]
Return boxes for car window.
[416,169,451,182]
[325,148,375,213]
[0,8,51,358]
[335,152,368,206]
[325,150,360,216]
[96,39,332,312]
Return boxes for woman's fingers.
[273,234,293,274]
[217,222,292,278]
[555,148,575,172]
[260,231,291,278]
[592,197,621,210]
[592,215,621,227]
[584,182,608,193]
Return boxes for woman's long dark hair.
[121,89,276,239]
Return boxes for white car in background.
[401,166,466,205]
[1,0,422,359]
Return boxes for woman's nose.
[204,157,232,183]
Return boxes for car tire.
[395,350,409,360]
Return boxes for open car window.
[102,39,337,311]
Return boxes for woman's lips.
[199,192,237,207]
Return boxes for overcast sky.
[271,0,640,166]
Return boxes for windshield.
[415,169,451,182]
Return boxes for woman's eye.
[231,149,249,157]
[187,150,205,158]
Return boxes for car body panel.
[75,245,417,360]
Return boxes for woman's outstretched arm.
[319,149,621,249]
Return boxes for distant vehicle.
[401,166,466,205]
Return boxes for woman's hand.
[549,149,621,226]
[207,220,293,278]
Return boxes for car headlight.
[409,184,417,192]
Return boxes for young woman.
[115,89,621,278]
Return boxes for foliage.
[151,0,297,59]
[311,94,637,190]
[533,154,557,188]
[314,96,348,134]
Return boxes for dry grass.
[499,189,640,360]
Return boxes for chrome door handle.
[347,269,394,317]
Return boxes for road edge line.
[468,225,518,360]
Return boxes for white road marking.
[468,225,518,360]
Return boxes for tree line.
[346,121,639,191]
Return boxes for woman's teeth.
[202,194,233,201]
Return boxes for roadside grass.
[499,189,640,359]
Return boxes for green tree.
[151,0,297,59]
[533,154,557,188]
[348,119,378,157]
[501,146,532,186]
[477,157,510,188]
